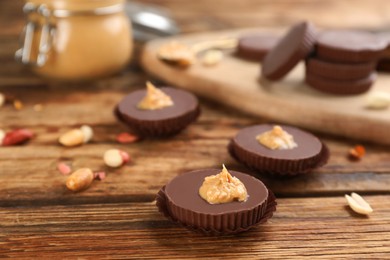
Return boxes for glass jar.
[16,0,132,80]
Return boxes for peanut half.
[0,129,5,145]
[66,168,94,192]
[345,192,373,215]
[103,149,130,168]
[0,92,5,108]
[59,125,93,147]
[365,91,390,110]
[201,50,223,66]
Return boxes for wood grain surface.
[2,196,390,259]
[1,0,390,258]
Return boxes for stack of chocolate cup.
[305,30,387,95]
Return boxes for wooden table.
[1,0,390,258]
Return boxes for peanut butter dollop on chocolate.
[256,125,298,150]
[137,82,174,110]
[199,165,248,204]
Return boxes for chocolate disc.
[306,57,375,80]
[376,32,390,69]
[262,21,317,80]
[116,87,200,137]
[236,34,280,61]
[316,30,387,63]
[305,71,376,95]
[229,124,329,175]
[158,169,274,235]
[377,32,390,59]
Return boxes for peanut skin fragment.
[2,128,34,146]
[348,145,365,161]
[57,162,72,175]
[116,132,139,144]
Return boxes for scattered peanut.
[66,168,94,192]
[1,128,34,146]
[201,50,223,66]
[33,103,43,112]
[59,129,84,147]
[365,91,390,110]
[94,171,106,180]
[0,92,4,107]
[59,125,93,147]
[0,129,5,145]
[103,149,130,168]
[345,192,373,215]
[116,132,139,144]
[348,145,365,161]
[80,125,93,143]
[57,162,72,175]
[13,99,23,110]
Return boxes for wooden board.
[141,28,390,145]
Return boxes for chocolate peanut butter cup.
[115,86,200,137]
[229,124,329,176]
[156,169,276,235]
[305,71,376,95]
[306,57,375,80]
[262,21,317,80]
[237,34,280,61]
[316,30,387,63]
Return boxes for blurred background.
[1,0,390,84]
[3,0,390,36]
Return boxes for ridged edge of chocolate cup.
[305,71,376,95]
[228,140,329,177]
[377,59,390,71]
[306,58,375,80]
[166,188,269,235]
[156,186,277,236]
[379,47,390,59]
[114,105,201,137]
[262,21,317,80]
[316,44,384,63]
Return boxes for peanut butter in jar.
[16,0,132,80]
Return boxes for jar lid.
[27,0,125,17]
